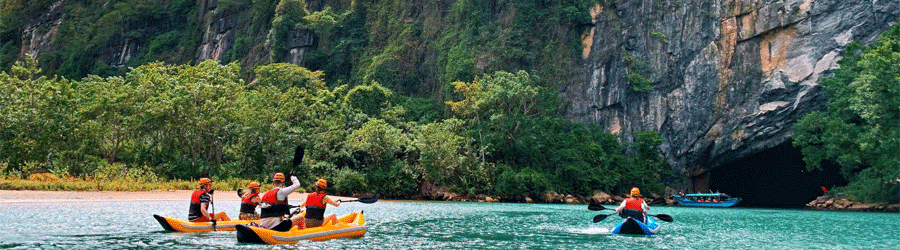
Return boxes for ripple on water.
[1,201,898,249]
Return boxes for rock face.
[195,0,317,66]
[568,0,899,190]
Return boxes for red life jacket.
[240,193,259,214]
[305,192,327,220]
[624,197,644,212]
[188,189,209,221]
[260,188,289,218]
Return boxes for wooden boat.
[672,193,742,207]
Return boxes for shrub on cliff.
[794,24,899,203]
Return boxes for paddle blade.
[357,194,381,204]
[587,203,607,211]
[292,145,305,168]
[653,213,674,222]
[236,189,244,198]
[592,213,611,223]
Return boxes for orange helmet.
[316,178,327,189]
[199,178,212,186]
[273,173,285,182]
[248,182,260,189]
[630,187,641,197]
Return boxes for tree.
[793,24,899,203]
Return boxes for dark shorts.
[304,218,323,228]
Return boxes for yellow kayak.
[153,214,258,232]
[235,211,366,244]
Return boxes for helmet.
[248,182,260,189]
[316,178,327,189]
[273,173,285,182]
[199,178,212,185]
[630,187,641,197]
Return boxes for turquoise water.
[1,200,897,249]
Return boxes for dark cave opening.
[708,141,847,208]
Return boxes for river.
[1,200,897,249]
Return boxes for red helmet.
[199,178,212,186]
[248,182,260,189]
[273,173,285,182]
[316,178,327,189]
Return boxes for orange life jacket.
[624,197,644,212]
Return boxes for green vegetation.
[650,31,668,42]
[793,24,900,203]
[1,56,672,199]
[624,54,655,92]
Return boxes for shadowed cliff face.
[569,0,899,190]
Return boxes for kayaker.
[300,178,341,228]
[188,177,231,222]
[258,173,303,229]
[615,187,649,223]
[239,182,262,220]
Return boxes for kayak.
[236,211,366,244]
[153,214,258,232]
[612,216,660,235]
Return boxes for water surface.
[1,200,896,249]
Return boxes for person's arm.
[277,176,302,200]
[199,193,212,220]
[614,200,627,212]
[250,195,261,205]
[642,201,649,212]
[324,196,341,207]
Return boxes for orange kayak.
[153,214,257,232]
[236,211,366,244]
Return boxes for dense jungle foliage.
[2,0,673,199]
[793,24,900,203]
[0,56,671,199]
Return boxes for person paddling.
[188,178,230,222]
[300,178,341,228]
[258,173,303,229]
[238,182,262,220]
[615,187,649,223]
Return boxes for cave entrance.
[708,141,847,208]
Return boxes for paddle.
[209,188,217,231]
[588,203,674,222]
[338,194,381,204]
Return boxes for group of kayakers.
[188,173,341,231]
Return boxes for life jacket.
[624,197,645,212]
[259,188,290,218]
[240,193,259,214]
[305,192,327,220]
[188,189,209,221]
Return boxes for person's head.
[315,178,327,193]
[199,178,212,191]
[248,182,260,193]
[273,173,285,187]
[630,187,641,198]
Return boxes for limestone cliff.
[568,0,899,190]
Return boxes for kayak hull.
[236,211,366,245]
[153,214,257,233]
[612,217,659,235]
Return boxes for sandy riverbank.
[0,190,355,203]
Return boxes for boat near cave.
[672,193,742,207]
